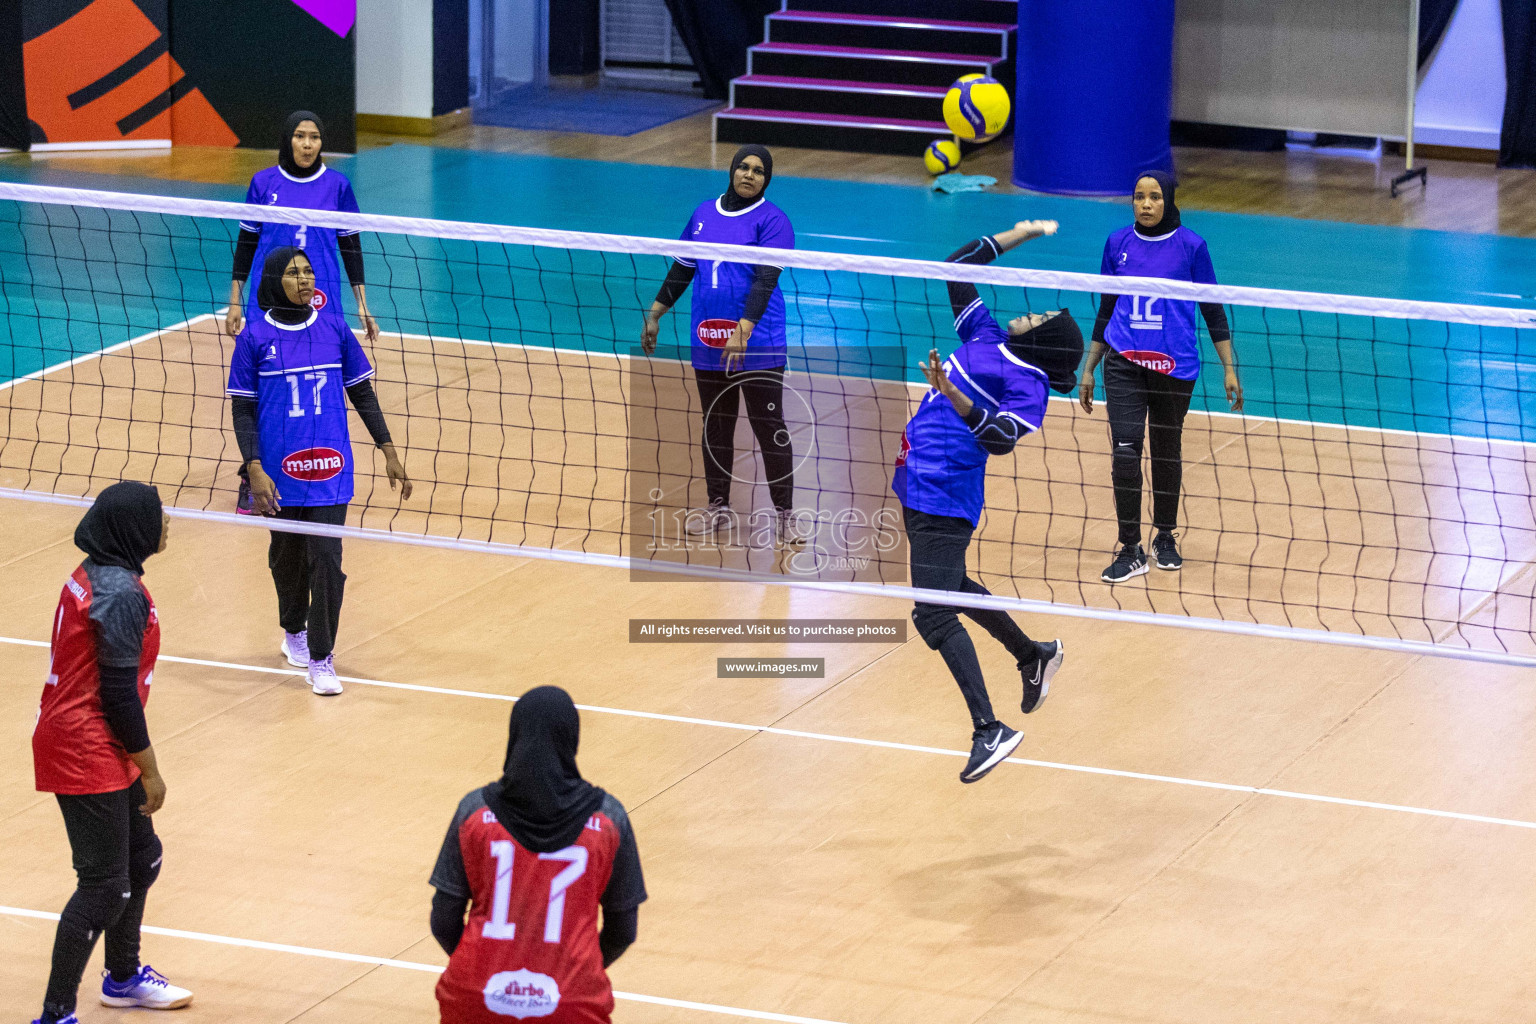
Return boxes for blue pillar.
[1013,1,1175,196]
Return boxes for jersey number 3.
[483,841,589,944]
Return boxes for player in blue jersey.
[640,144,802,544]
[1079,172,1244,583]
[226,111,379,514]
[893,220,1081,784]
[227,247,411,695]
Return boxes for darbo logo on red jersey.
[282,447,345,481]
[696,318,737,348]
[1120,350,1177,375]
[310,288,328,311]
[483,970,560,1018]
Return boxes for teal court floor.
[1,145,1534,441]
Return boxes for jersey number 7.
[483,841,589,944]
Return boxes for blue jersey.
[240,164,361,326]
[678,197,794,371]
[892,297,1050,525]
[226,311,374,507]
[1099,224,1218,381]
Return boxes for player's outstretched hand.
[383,444,413,500]
[1079,371,1096,414]
[1016,219,1058,238]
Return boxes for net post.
[1392,0,1428,198]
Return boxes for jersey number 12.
[483,841,589,944]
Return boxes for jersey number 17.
[483,841,589,945]
[286,371,328,418]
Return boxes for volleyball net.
[1,181,1533,663]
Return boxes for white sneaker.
[100,965,194,1009]
[308,654,343,695]
[684,502,735,537]
[281,630,309,668]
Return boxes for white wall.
[1415,0,1505,150]
[357,0,436,119]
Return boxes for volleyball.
[943,74,1011,143]
[923,139,962,175]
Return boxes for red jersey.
[33,562,160,795]
[432,789,646,1024]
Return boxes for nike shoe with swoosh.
[961,722,1023,784]
[1020,639,1064,714]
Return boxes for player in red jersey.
[31,482,193,1024]
[430,686,646,1024]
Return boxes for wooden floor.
[3,492,1536,1023]
[11,109,1536,236]
[2,319,1529,653]
[5,113,1536,1024]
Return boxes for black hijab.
[1133,170,1181,238]
[722,144,772,212]
[1008,309,1085,395]
[278,110,325,180]
[75,481,163,575]
[482,686,606,854]
[256,245,313,324]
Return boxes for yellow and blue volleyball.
[924,138,962,175]
[943,74,1010,143]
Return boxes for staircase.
[714,0,1017,156]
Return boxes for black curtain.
[434,0,469,114]
[662,0,779,100]
[549,0,600,76]
[1418,0,1459,65]
[1502,0,1536,166]
[0,1,26,150]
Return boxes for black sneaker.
[236,477,255,515]
[960,722,1023,784]
[1152,531,1183,571]
[1020,639,1064,714]
[1101,543,1149,584]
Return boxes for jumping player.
[430,686,646,1024]
[31,482,193,1023]
[893,221,1083,783]
[227,246,411,695]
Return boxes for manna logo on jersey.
[282,447,345,481]
[310,288,328,311]
[1120,350,1177,375]
[696,318,738,348]
[483,970,561,1018]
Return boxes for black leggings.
[42,779,162,1018]
[692,366,794,511]
[904,506,1038,731]
[1103,349,1197,547]
[269,504,348,660]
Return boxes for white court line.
[0,312,219,393]
[5,491,1536,673]
[0,906,846,1024]
[3,635,1532,832]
